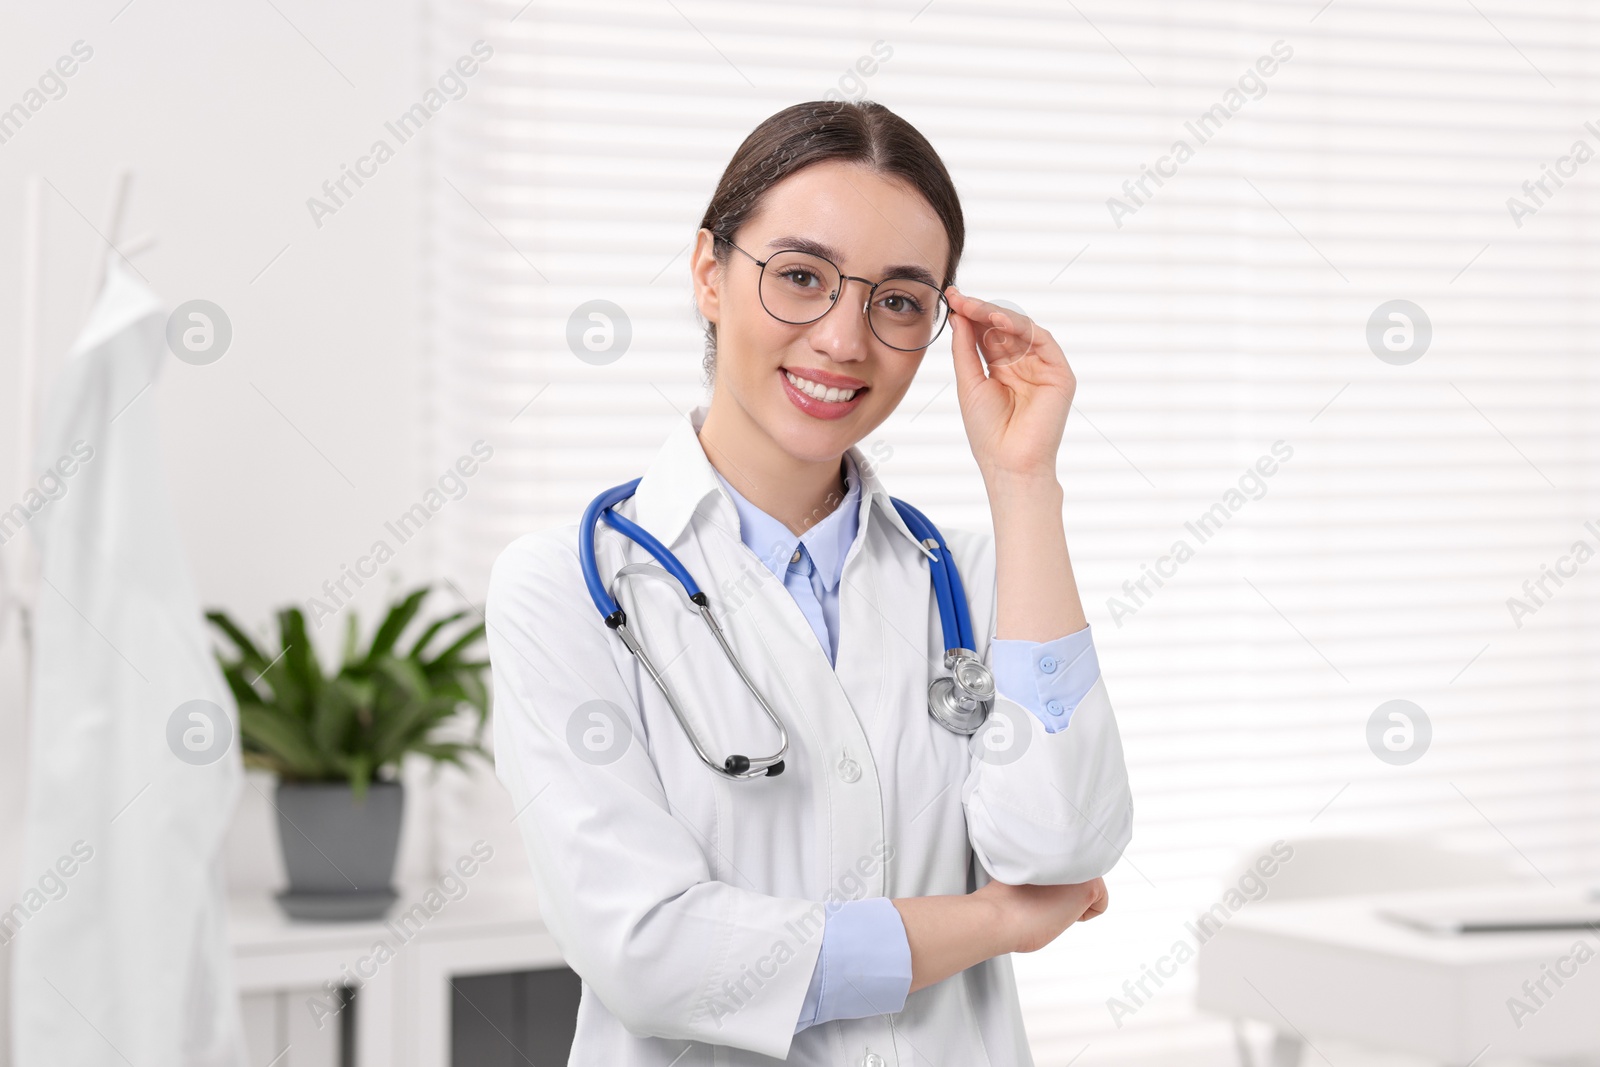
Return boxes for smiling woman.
[690,102,965,523]
[693,103,962,367]
[486,98,1132,1066]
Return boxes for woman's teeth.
[784,370,859,403]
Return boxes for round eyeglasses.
[714,234,950,352]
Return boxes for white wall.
[0,1,525,1058]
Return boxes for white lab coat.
[11,257,247,1066]
[488,404,1132,1066]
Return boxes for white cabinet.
[230,876,564,1067]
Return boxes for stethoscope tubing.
[890,497,974,652]
[579,476,993,778]
[584,482,974,655]
[581,477,705,620]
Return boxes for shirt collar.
[627,403,927,564]
[709,450,861,592]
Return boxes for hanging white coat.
[488,404,1133,1066]
[13,257,247,1066]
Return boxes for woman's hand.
[945,286,1076,483]
[977,876,1109,954]
[892,877,1109,993]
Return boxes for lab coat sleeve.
[793,897,912,1032]
[945,526,1134,886]
[486,530,826,1059]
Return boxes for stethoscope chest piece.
[928,648,995,735]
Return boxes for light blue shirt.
[708,450,1102,1032]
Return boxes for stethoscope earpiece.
[723,754,786,777]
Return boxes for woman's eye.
[879,293,925,315]
[781,269,819,288]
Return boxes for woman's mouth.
[779,368,867,420]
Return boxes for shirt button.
[1039,655,1058,673]
[862,1053,885,1067]
[790,547,802,564]
[1046,699,1065,717]
[837,756,861,783]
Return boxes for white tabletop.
[229,874,549,957]
[1196,884,1600,1064]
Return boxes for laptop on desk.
[1378,889,1600,935]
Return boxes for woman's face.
[692,159,951,465]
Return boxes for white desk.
[1196,885,1600,1066]
[230,875,565,1067]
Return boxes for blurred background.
[2,1,1599,1065]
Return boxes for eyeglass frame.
[712,232,951,353]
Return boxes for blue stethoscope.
[580,478,997,780]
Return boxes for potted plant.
[207,584,490,920]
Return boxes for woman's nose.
[811,279,874,357]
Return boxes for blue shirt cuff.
[990,624,1099,734]
[794,897,912,1032]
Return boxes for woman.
[488,100,1132,1066]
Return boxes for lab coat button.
[861,1052,885,1067]
[1046,699,1065,717]
[1039,655,1058,673]
[837,756,861,783]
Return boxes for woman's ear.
[690,227,723,327]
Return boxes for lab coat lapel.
[833,443,932,739]
[628,409,734,553]
[627,407,926,564]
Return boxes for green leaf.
[239,703,329,779]
[310,676,365,759]
[423,621,486,669]
[217,661,266,711]
[206,610,269,669]
[409,610,467,660]
[271,607,322,721]
[370,701,434,767]
[345,753,373,800]
[205,583,494,787]
[364,586,431,664]
[372,695,460,767]
[378,652,428,692]
[341,611,361,667]
[419,739,489,766]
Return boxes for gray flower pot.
[274,779,404,921]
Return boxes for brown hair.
[695,100,965,385]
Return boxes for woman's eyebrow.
[765,235,940,288]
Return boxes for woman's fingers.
[1078,879,1109,922]
[946,286,1029,334]
[946,298,989,398]
[946,285,1038,368]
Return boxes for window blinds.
[424,0,1600,1059]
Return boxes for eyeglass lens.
[758,250,948,351]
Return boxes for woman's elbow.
[974,788,1134,885]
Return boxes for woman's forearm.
[985,472,1086,641]
[890,893,1012,993]
[892,881,1110,994]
